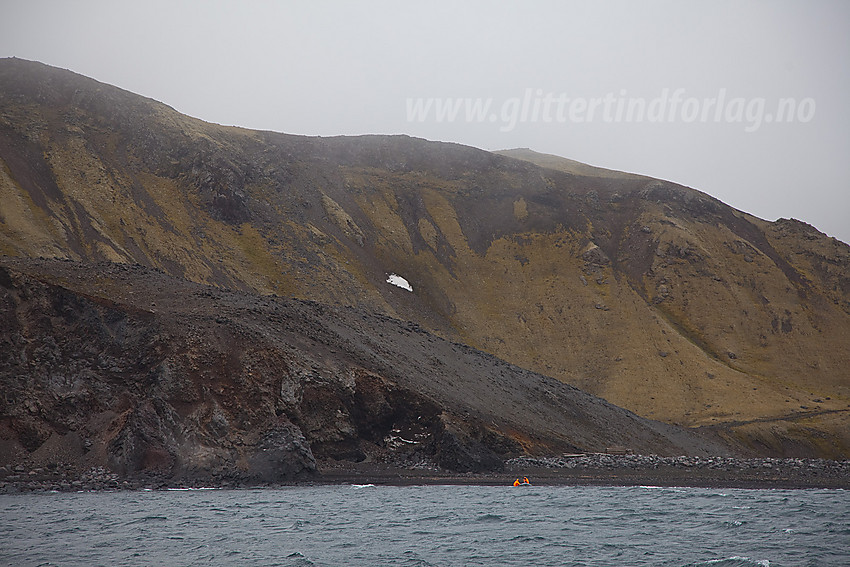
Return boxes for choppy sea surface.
[1,485,848,566]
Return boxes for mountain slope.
[494,147,648,180]
[1,58,849,458]
[0,255,731,481]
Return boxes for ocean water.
[1,485,848,566]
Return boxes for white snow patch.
[386,273,413,292]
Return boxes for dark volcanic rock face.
[0,261,318,482]
[0,257,733,483]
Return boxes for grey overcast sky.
[2,0,848,243]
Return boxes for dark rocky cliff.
[0,256,732,482]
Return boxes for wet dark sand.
[2,456,847,492]
[312,456,850,490]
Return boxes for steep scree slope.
[0,256,731,481]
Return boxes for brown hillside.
[494,148,648,180]
[1,58,849,458]
[0,255,732,481]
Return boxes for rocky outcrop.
[0,256,737,482]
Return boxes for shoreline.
[309,455,850,490]
[2,455,848,493]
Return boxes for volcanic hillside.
[1,255,737,482]
[1,58,849,465]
